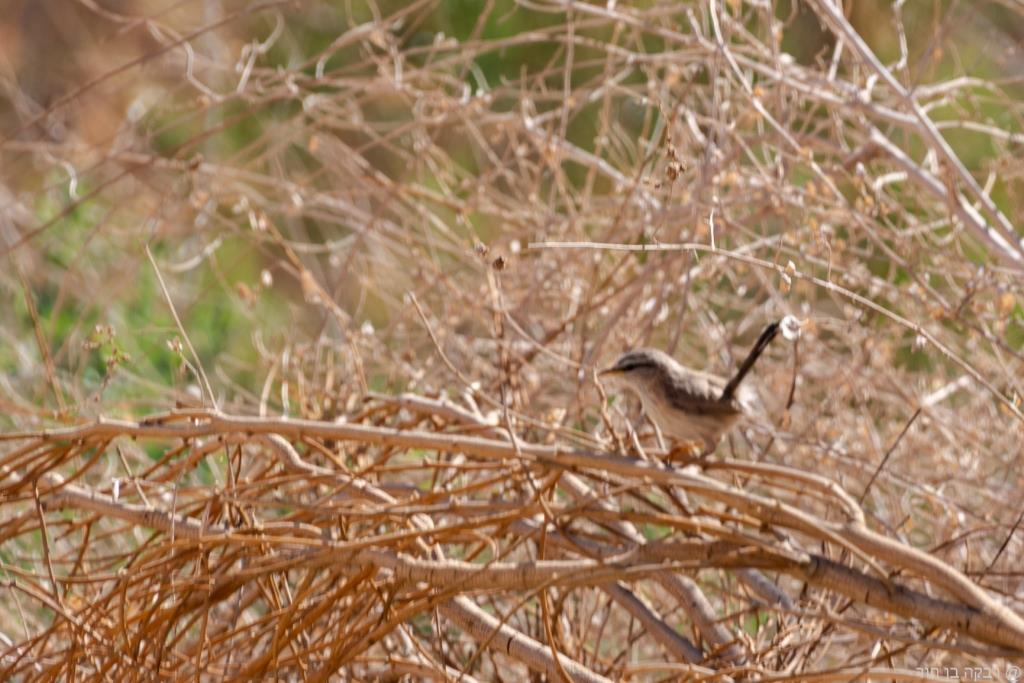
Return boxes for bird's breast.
[642,391,741,445]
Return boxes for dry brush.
[2,0,1024,679]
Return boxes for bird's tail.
[719,321,780,401]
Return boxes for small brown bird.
[599,322,780,455]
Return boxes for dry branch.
[1,405,1021,681]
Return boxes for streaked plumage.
[600,323,779,453]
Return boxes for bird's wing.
[664,370,742,416]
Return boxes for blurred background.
[2,0,1024,675]
[2,0,1022,418]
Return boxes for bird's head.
[599,348,676,391]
